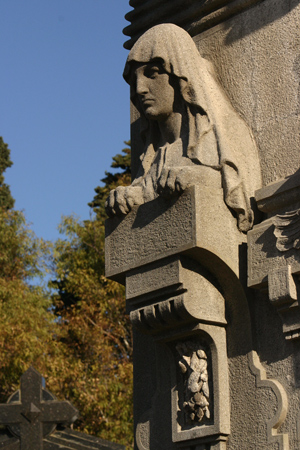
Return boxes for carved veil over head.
[107,24,262,232]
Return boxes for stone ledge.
[105,185,245,284]
[255,170,300,215]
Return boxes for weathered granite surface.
[248,171,300,341]
[126,0,300,188]
[123,0,270,49]
[107,199,288,449]
[106,185,245,284]
[103,14,300,448]
[105,1,300,447]
[193,5,300,446]
[193,0,300,187]
[107,24,261,236]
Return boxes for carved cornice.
[130,294,192,334]
[273,209,300,252]
[248,171,300,341]
[127,256,227,335]
[123,0,264,49]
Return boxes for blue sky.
[1,1,131,241]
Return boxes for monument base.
[106,186,288,449]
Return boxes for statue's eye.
[145,65,161,79]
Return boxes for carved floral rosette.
[176,340,211,426]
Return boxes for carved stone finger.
[175,170,191,193]
[165,169,177,195]
[114,187,130,215]
[157,167,170,195]
[105,190,117,217]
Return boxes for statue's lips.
[140,98,155,107]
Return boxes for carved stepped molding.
[127,256,227,335]
[123,0,264,49]
[130,293,192,334]
[248,351,289,449]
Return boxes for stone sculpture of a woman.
[105,24,261,232]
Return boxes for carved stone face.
[133,62,175,122]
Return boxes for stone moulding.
[127,256,227,335]
[255,171,300,215]
[129,293,193,334]
[248,171,300,340]
[248,351,289,449]
[247,218,300,290]
[123,0,264,49]
[273,209,300,252]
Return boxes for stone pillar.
[104,1,300,447]
[106,187,287,449]
[106,186,233,448]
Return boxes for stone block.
[126,256,226,334]
[105,185,245,285]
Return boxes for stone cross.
[0,367,78,450]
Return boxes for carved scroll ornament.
[273,209,300,252]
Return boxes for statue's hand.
[105,185,144,217]
[125,185,144,210]
[157,167,192,197]
[105,186,127,217]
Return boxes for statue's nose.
[136,75,148,95]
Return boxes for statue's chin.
[144,108,170,122]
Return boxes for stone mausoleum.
[105,1,300,449]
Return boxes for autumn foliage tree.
[50,142,133,448]
[0,138,133,449]
[0,137,14,210]
[0,137,59,400]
